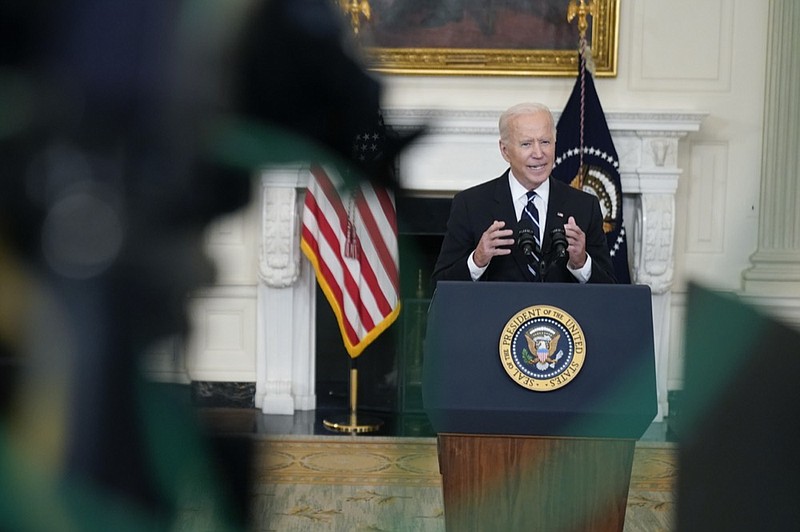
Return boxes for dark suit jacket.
[432,171,616,284]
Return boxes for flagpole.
[323,357,384,433]
[567,0,595,189]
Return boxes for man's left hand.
[564,216,587,269]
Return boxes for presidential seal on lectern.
[499,305,586,391]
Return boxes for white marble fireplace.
[250,107,705,421]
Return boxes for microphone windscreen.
[517,219,537,256]
[550,227,568,259]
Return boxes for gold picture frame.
[357,0,619,77]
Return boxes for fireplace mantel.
[254,108,706,420]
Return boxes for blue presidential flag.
[551,52,631,284]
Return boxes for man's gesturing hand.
[564,216,588,269]
[473,220,514,268]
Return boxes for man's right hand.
[473,220,514,268]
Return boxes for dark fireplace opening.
[315,195,451,434]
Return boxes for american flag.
[300,161,400,358]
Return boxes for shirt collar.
[508,170,550,204]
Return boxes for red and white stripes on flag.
[300,164,401,358]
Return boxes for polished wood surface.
[438,433,636,532]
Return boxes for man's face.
[499,110,555,190]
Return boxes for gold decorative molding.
[360,0,618,76]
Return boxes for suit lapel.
[494,170,536,281]
[490,171,516,225]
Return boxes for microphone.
[550,227,568,261]
[517,219,539,257]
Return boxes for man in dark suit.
[433,102,615,284]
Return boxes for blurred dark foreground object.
[234,0,423,191]
[0,0,420,529]
[677,284,800,531]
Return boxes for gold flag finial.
[339,0,371,35]
[567,0,595,40]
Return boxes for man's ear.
[499,140,510,162]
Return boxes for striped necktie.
[521,190,541,278]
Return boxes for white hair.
[499,102,556,142]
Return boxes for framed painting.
[356,0,619,76]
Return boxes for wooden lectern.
[423,282,657,532]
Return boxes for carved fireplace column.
[614,114,705,420]
[255,167,316,414]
